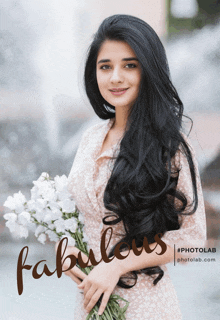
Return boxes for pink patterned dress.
[67,118,206,320]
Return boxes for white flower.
[27,199,47,212]
[32,205,50,223]
[37,199,48,208]
[51,208,62,220]
[3,174,82,248]
[64,219,77,233]
[3,213,17,222]
[58,199,75,213]
[34,210,45,223]
[43,209,53,223]
[61,234,75,246]
[56,190,72,201]
[18,225,29,238]
[54,219,66,233]
[54,175,72,201]
[33,180,56,202]
[48,200,60,210]
[38,233,47,244]
[27,199,37,211]
[36,172,50,182]
[35,225,46,237]
[4,196,16,211]
[54,175,68,192]
[5,220,18,233]
[18,212,31,226]
[6,220,28,238]
[4,191,26,213]
[33,181,56,202]
[47,202,62,220]
[30,186,40,200]
[44,188,57,202]
[46,230,59,242]
[43,214,52,223]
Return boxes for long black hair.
[84,14,198,288]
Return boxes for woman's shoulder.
[76,119,111,151]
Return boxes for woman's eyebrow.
[97,57,139,64]
[123,57,138,62]
[97,59,110,64]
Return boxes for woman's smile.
[96,40,142,110]
[109,88,129,95]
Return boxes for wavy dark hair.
[84,14,198,288]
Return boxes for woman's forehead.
[97,40,137,61]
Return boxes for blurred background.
[0,0,220,319]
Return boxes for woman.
[59,14,206,319]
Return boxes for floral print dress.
[67,118,206,320]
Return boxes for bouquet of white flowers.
[3,172,129,320]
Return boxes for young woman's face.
[96,40,142,111]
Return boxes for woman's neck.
[112,108,129,132]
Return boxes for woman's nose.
[110,67,123,83]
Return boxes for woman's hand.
[78,258,122,316]
[55,241,92,285]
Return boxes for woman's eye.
[100,65,110,70]
[125,63,137,68]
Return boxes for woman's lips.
[109,88,129,96]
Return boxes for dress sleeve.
[162,134,207,251]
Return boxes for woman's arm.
[109,242,174,276]
[77,242,180,316]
